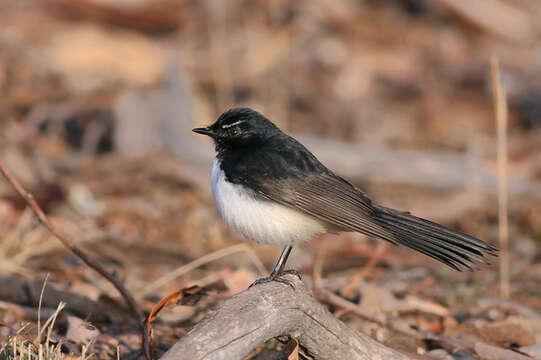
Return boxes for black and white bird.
[193,108,497,287]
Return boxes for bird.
[193,107,497,288]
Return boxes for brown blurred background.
[1,0,541,359]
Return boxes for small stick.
[0,161,144,329]
[490,57,510,300]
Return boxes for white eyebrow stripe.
[222,120,245,129]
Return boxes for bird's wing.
[258,173,497,271]
[239,144,496,271]
[257,173,398,243]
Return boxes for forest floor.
[1,1,541,359]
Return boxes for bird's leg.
[250,246,302,289]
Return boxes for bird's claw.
[249,269,302,290]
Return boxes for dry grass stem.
[312,238,329,287]
[35,274,49,344]
[1,300,93,360]
[38,301,66,348]
[490,56,510,300]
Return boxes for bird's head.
[193,108,279,151]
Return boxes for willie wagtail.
[193,108,497,287]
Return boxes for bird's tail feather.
[373,205,498,271]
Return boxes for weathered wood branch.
[161,275,410,360]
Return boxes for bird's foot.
[249,269,302,290]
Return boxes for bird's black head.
[193,108,280,151]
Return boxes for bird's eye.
[229,127,240,136]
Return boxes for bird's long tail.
[373,205,498,271]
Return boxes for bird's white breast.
[211,159,327,248]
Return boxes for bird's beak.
[192,127,215,137]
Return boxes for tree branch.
[161,275,410,360]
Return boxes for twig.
[314,285,474,353]
[490,57,510,300]
[312,260,431,340]
[0,161,144,329]
[314,286,386,325]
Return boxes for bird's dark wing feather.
[259,173,497,271]
[259,173,397,242]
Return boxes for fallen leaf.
[143,285,205,360]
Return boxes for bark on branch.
[161,275,410,360]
